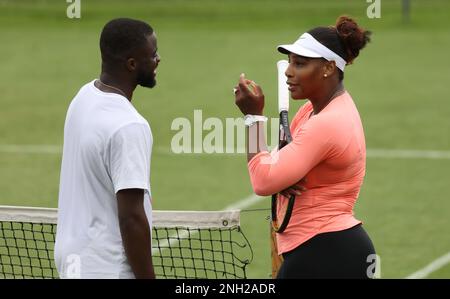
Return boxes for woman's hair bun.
[335,15,371,64]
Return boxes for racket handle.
[279,111,293,145]
[277,60,289,113]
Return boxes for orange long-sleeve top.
[248,91,366,254]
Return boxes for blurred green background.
[0,0,449,278]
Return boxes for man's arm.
[117,188,155,279]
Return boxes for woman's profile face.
[286,53,325,100]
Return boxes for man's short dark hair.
[100,18,153,68]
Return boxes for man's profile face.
[136,33,160,88]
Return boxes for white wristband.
[244,114,268,127]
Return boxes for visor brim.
[277,44,322,58]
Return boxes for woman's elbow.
[252,182,276,196]
[249,167,277,196]
[254,189,273,196]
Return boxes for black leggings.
[277,224,376,279]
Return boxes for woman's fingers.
[234,73,265,115]
[297,185,307,192]
[289,184,306,192]
[238,74,258,96]
[238,74,250,94]
[281,188,302,198]
[293,178,307,191]
[253,83,263,96]
[280,178,308,197]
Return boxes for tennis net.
[0,205,253,279]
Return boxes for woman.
[234,16,376,278]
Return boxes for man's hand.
[117,188,155,279]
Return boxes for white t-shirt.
[55,80,153,279]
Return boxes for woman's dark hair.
[308,16,371,80]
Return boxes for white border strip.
[367,149,450,160]
[405,251,450,279]
[153,210,240,228]
[224,194,262,211]
[0,205,58,224]
[0,205,240,229]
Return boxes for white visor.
[278,33,347,72]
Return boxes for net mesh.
[0,221,56,278]
[0,206,253,279]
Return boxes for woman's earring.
[324,74,328,78]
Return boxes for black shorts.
[277,224,377,279]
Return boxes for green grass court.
[0,0,449,278]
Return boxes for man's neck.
[98,72,136,101]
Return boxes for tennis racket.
[271,60,295,234]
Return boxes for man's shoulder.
[74,79,96,97]
[68,80,151,140]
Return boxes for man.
[55,18,160,279]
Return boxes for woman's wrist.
[244,114,268,127]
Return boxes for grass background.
[0,0,449,278]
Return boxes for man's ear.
[126,58,137,72]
